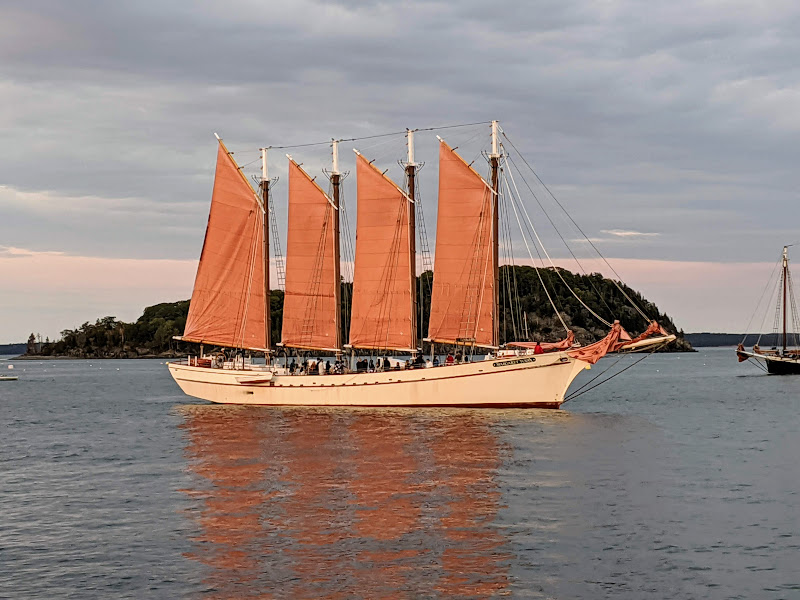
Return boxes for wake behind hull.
[168,353,590,408]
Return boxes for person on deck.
[325,360,331,374]
[383,357,390,371]
[289,359,297,374]
[534,342,544,355]
[445,353,454,365]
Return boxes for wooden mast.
[489,120,500,348]
[405,129,418,354]
[331,139,342,356]
[783,245,788,353]
[260,147,271,356]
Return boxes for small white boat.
[0,375,18,381]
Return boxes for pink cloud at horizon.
[0,248,777,343]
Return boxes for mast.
[260,147,271,354]
[783,245,788,353]
[405,129,418,352]
[331,139,342,354]
[489,120,500,348]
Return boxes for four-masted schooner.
[168,122,675,407]
[737,245,800,374]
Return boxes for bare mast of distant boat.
[736,245,800,374]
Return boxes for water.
[1,349,798,598]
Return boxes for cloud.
[0,245,65,258]
[3,0,800,336]
[0,247,295,343]
[601,229,660,238]
[0,248,195,342]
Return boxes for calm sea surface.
[1,348,798,599]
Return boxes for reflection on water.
[179,406,515,598]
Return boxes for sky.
[2,0,800,343]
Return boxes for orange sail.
[348,153,415,351]
[281,159,340,351]
[428,140,496,347]
[182,142,267,351]
[567,322,623,364]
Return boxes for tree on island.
[28,266,692,358]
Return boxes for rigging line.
[789,269,800,347]
[789,269,799,347]
[771,270,782,341]
[563,346,661,403]
[505,154,616,321]
[501,131,652,322]
[757,273,782,346]
[338,185,355,341]
[500,198,516,340]
[238,157,263,169]
[503,171,569,333]
[450,128,490,165]
[505,155,613,328]
[741,257,782,345]
[499,177,521,340]
[266,121,493,151]
[564,353,628,398]
[498,176,525,339]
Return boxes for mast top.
[490,120,500,158]
[261,147,268,181]
[331,139,340,175]
[406,128,417,166]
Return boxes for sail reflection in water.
[179,406,510,597]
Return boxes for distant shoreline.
[13,353,186,361]
[684,333,783,347]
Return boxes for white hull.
[168,351,590,408]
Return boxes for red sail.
[428,140,495,347]
[348,153,415,351]
[281,160,339,351]
[182,142,267,351]
[567,322,623,365]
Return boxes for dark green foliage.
[495,265,691,350]
[270,290,284,345]
[36,302,192,358]
[31,266,691,358]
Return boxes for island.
[22,266,694,358]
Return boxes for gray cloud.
[2,0,800,268]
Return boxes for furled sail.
[281,159,340,351]
[348,152,415,351]
[182,142,268,351]
[427,140,496,347]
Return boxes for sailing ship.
[168,122,675,407]
[737,245,800,374]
